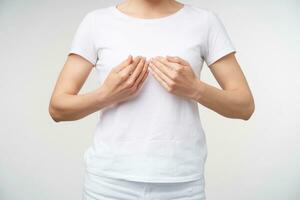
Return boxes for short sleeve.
[68,12,98,65]
[202,11,236,66]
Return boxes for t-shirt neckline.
[110,3,189,23]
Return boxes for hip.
[82,170,206,200]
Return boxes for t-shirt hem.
[68,49,97,66]
[85,168,205,183]
[206,48,236,66]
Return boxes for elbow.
[241,96,255,121]
[48,100,62,123]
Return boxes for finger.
[155,56,181,71]
[150,57,174,80]
[166,55,189,66]
[136,62,150,90]
[128,56,146,83]
[134,60,149,88]
[149,61,174,87]
[119,56,142,78]
[115,55,133,72]
[149,67,171,91]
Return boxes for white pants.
[82,171,206,200]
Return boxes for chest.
[93,20,206,83]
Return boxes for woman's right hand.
[99,55,149,106]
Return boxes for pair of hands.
[100,54,201,106]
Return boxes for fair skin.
[49,0,255,122]
[149,53,255,120]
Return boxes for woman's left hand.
[149,55,202,100]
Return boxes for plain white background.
[0,0,299,199]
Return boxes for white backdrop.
[0,0,299,199]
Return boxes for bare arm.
[48,54,109,122]
[193,53,255,120]
[48,54,149,122]
[149,53,255,120]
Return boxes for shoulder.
[185,4,221,25]
[185,4,215,17]
[89,6,114,18]
[80,6,113,21]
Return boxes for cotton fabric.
[69,3,236,183]
[82,170,206,200]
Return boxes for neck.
[117,0,184,17]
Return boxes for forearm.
[49,87,109,122]
[192,79,254,120]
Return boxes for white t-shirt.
[69,3,236,183]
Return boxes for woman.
[49,0,255,199]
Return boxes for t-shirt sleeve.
[68,12,98,65]
[202,11,236,67]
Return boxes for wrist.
[191,79,205,102]
[95,86,111,108]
